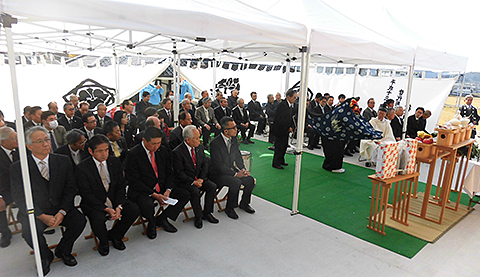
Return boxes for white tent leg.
[402,60,416,139]
[173,52,180,125]
[291,47,310,215]
[212,53,217,92]
[456,73,466,108]
[3,15,44,277]
[352,64,358,97]
[285,60,291,93]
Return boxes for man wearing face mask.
[42,111,67,151]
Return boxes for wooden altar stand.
[367,172,419,235]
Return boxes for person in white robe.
[360,107,395,165]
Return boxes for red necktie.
[150,151,160,192]
[191,148,196,168]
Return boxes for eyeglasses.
[225,126,237,130]
[76,140,86,146]
[32,138,51,145]
[87,121,96,124]
[66,108,75,111]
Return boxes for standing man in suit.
[94,103,112,129]
[265,94,278,144]
[210,117,255,219]
[81,112,104,141]
[41,111,67,152]
[24,106,43,130]
[76,134,139,256]
[362,98,377,122]
[248,92,267,135]
[406,107,425,138]
[390,106,404,141]
[11,126,86,274]
[214,97,232,123]
[0,127,18,248]
[459,95,479,138]
[122,99,138,135]
[232,98,256,144]
[126,127,189,239]
[158,98,175,132]
[135,91,152,124]
[104,121,128,165]
[54,129,90,167]
[271,89,297,169]
[195,97,221,148]
[169,111,192,150]
[172,126,219,229]
[58,102,83,131]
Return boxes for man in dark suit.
[41,111,67,151]
[103,121,128,165]
[214,97,232,123]
[81,112,104,141]
[232,98,256,144]
[48,101,65,119]
[306,95,325,150]
[271,90,297,169]
[21,106,32,125]
[157,98,175,132]
[0,127,18,248]
[122,99,138,134]
[172,126,218,228]
[134,116,169,149]
[406,107,425,138]
[23,106,43,130]
[76,135,139,256]
[209,117,255,219]
[180,99,200,128]
[169,111,192,150]
[227,89,239,110]
[11,126,86,274]
[362,98,377,122]
[94,103,112,129]
[211,91,223,109]
[459,95,479,138]
[135,91,153,124]
[248,92,267,135]
[265,94,278,144]
[126,127,189,239]
[54,129,90,167]
[390,106,404,141]
[76,101,90,118]
[196,90,209,108]
[58,102,83,131]
[195,97,221,148]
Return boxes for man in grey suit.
[195,97,221,148]
[362,98,377,122]
[41,111,67,152]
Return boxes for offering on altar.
[375,141,400,179]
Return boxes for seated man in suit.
[77,101,90,118]
[195,97,221,148]
[211,90,223,109]
[180,99,200,128]
[406,107,425,138]
[126,127,189,239]
[209,117,255,219]
[121,100,138,135]
[265,94,278,144]
[41,111,67,152]
[214,97,232,123]
[48,101,64,119]
[227,89,239,110]
[54,129,90,167]
[362,98,377,122]
[172,125,218,229]
[232,98,256,144]
[76,134,140,256]
[94,103,112,129]
[157,98,175,133]
[248,92,267,135]
[134,116,169,149]
[11,126,86,274]
[0,127,18,248]
[169,111,192,150]
[103,121,128,165]
[81,112,104,141]
[24,106,43,130]
[196,90,209,108]
[58,102,83,131]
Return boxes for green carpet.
[239,139,473,259]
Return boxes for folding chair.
[6,203,21,235]
[133,202,164,235]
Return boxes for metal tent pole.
[402,58,416,139]
[3,14,44,277]
[291,46,310,215]
[285,59,291,93]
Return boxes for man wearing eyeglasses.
[58,102,82,131]
[54,129,90,169]
[11,126,86,275]
[81,112,104,142]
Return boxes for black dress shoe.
[0,232,12,248]
[111,238,126,251]
[225,208,239,219]
[307,145,314,150]
[242,140,249,144]
[344,151,353,157]
[146,223,157,239]
[281,163,288,166]
[41,258,51,275]
[272,165,284,169]
[247,139,255,144]
[158,219,178,233]
[239,204,255,214]
[202,213,219,224]
[98,244,109,256]
[268,146,275,151]
[314,145,322,149]
[55,252,77,267]
[194,217,203,229]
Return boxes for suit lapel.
[88,157,105,192]
[28,156,49,195]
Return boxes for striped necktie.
[39,160,49,181]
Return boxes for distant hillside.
[465,72,480,84]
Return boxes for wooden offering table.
[367,172,419,235]
[412,139,475,224]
